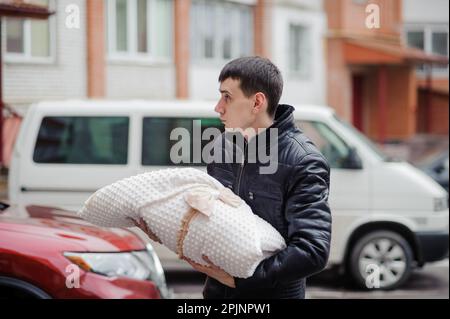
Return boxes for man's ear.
[253,92,267,114]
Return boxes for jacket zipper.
[236,140,248,196]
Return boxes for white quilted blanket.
[78,168,286,278]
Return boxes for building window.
[107,0,173,61]
[405,25,449,73]
[407,31,425,50]
[191,0,253,63]
[432,32,448,57]
[115,0,128,52]
[4,0,52,62]
[289,24,311,78]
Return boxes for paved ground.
[165,259,449,299]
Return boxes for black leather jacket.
[204,104,332,299]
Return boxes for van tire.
[348,230,413,290]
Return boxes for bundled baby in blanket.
[78,168,286,279]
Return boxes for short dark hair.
[218,56,283,117]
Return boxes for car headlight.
[64,248,169,298]
[434,197,448,212]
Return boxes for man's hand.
[127,217,162,244]
[183,255,236,288]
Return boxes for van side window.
[142,117,223,166]
[296,120,351,169]
[33,117,129,164]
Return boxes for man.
[185,56,332,299]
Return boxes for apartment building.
[325,0,448,142]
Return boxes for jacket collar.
[224,104,296,162]
[271,104,296,135]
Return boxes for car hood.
[0,204,146,252]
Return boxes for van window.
[142,117,223,166]
[33,117,129,164]
[297,120,351,169]
[334,115,388,161]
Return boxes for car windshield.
[334,115,391,162]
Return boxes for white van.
[9,100,449,290]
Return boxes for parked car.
[9,99,449,290]
[418,149,449,193]
[0,202,169,299]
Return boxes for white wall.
[106,63,176,99]
[403,0,449,24]
[4,0,87,113]
[272,5,327,106]
[189,64,223,102]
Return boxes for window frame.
[404,24,449,76]
[106,0,173,65]
[2,0,56,64]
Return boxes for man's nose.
[214,100,224,114]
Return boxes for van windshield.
[334,115,391,162]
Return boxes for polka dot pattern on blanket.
[78,168,286,278]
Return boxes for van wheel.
[348,230,413,290]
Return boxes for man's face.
[215,78,255,130]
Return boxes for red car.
[0,203,168,299]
